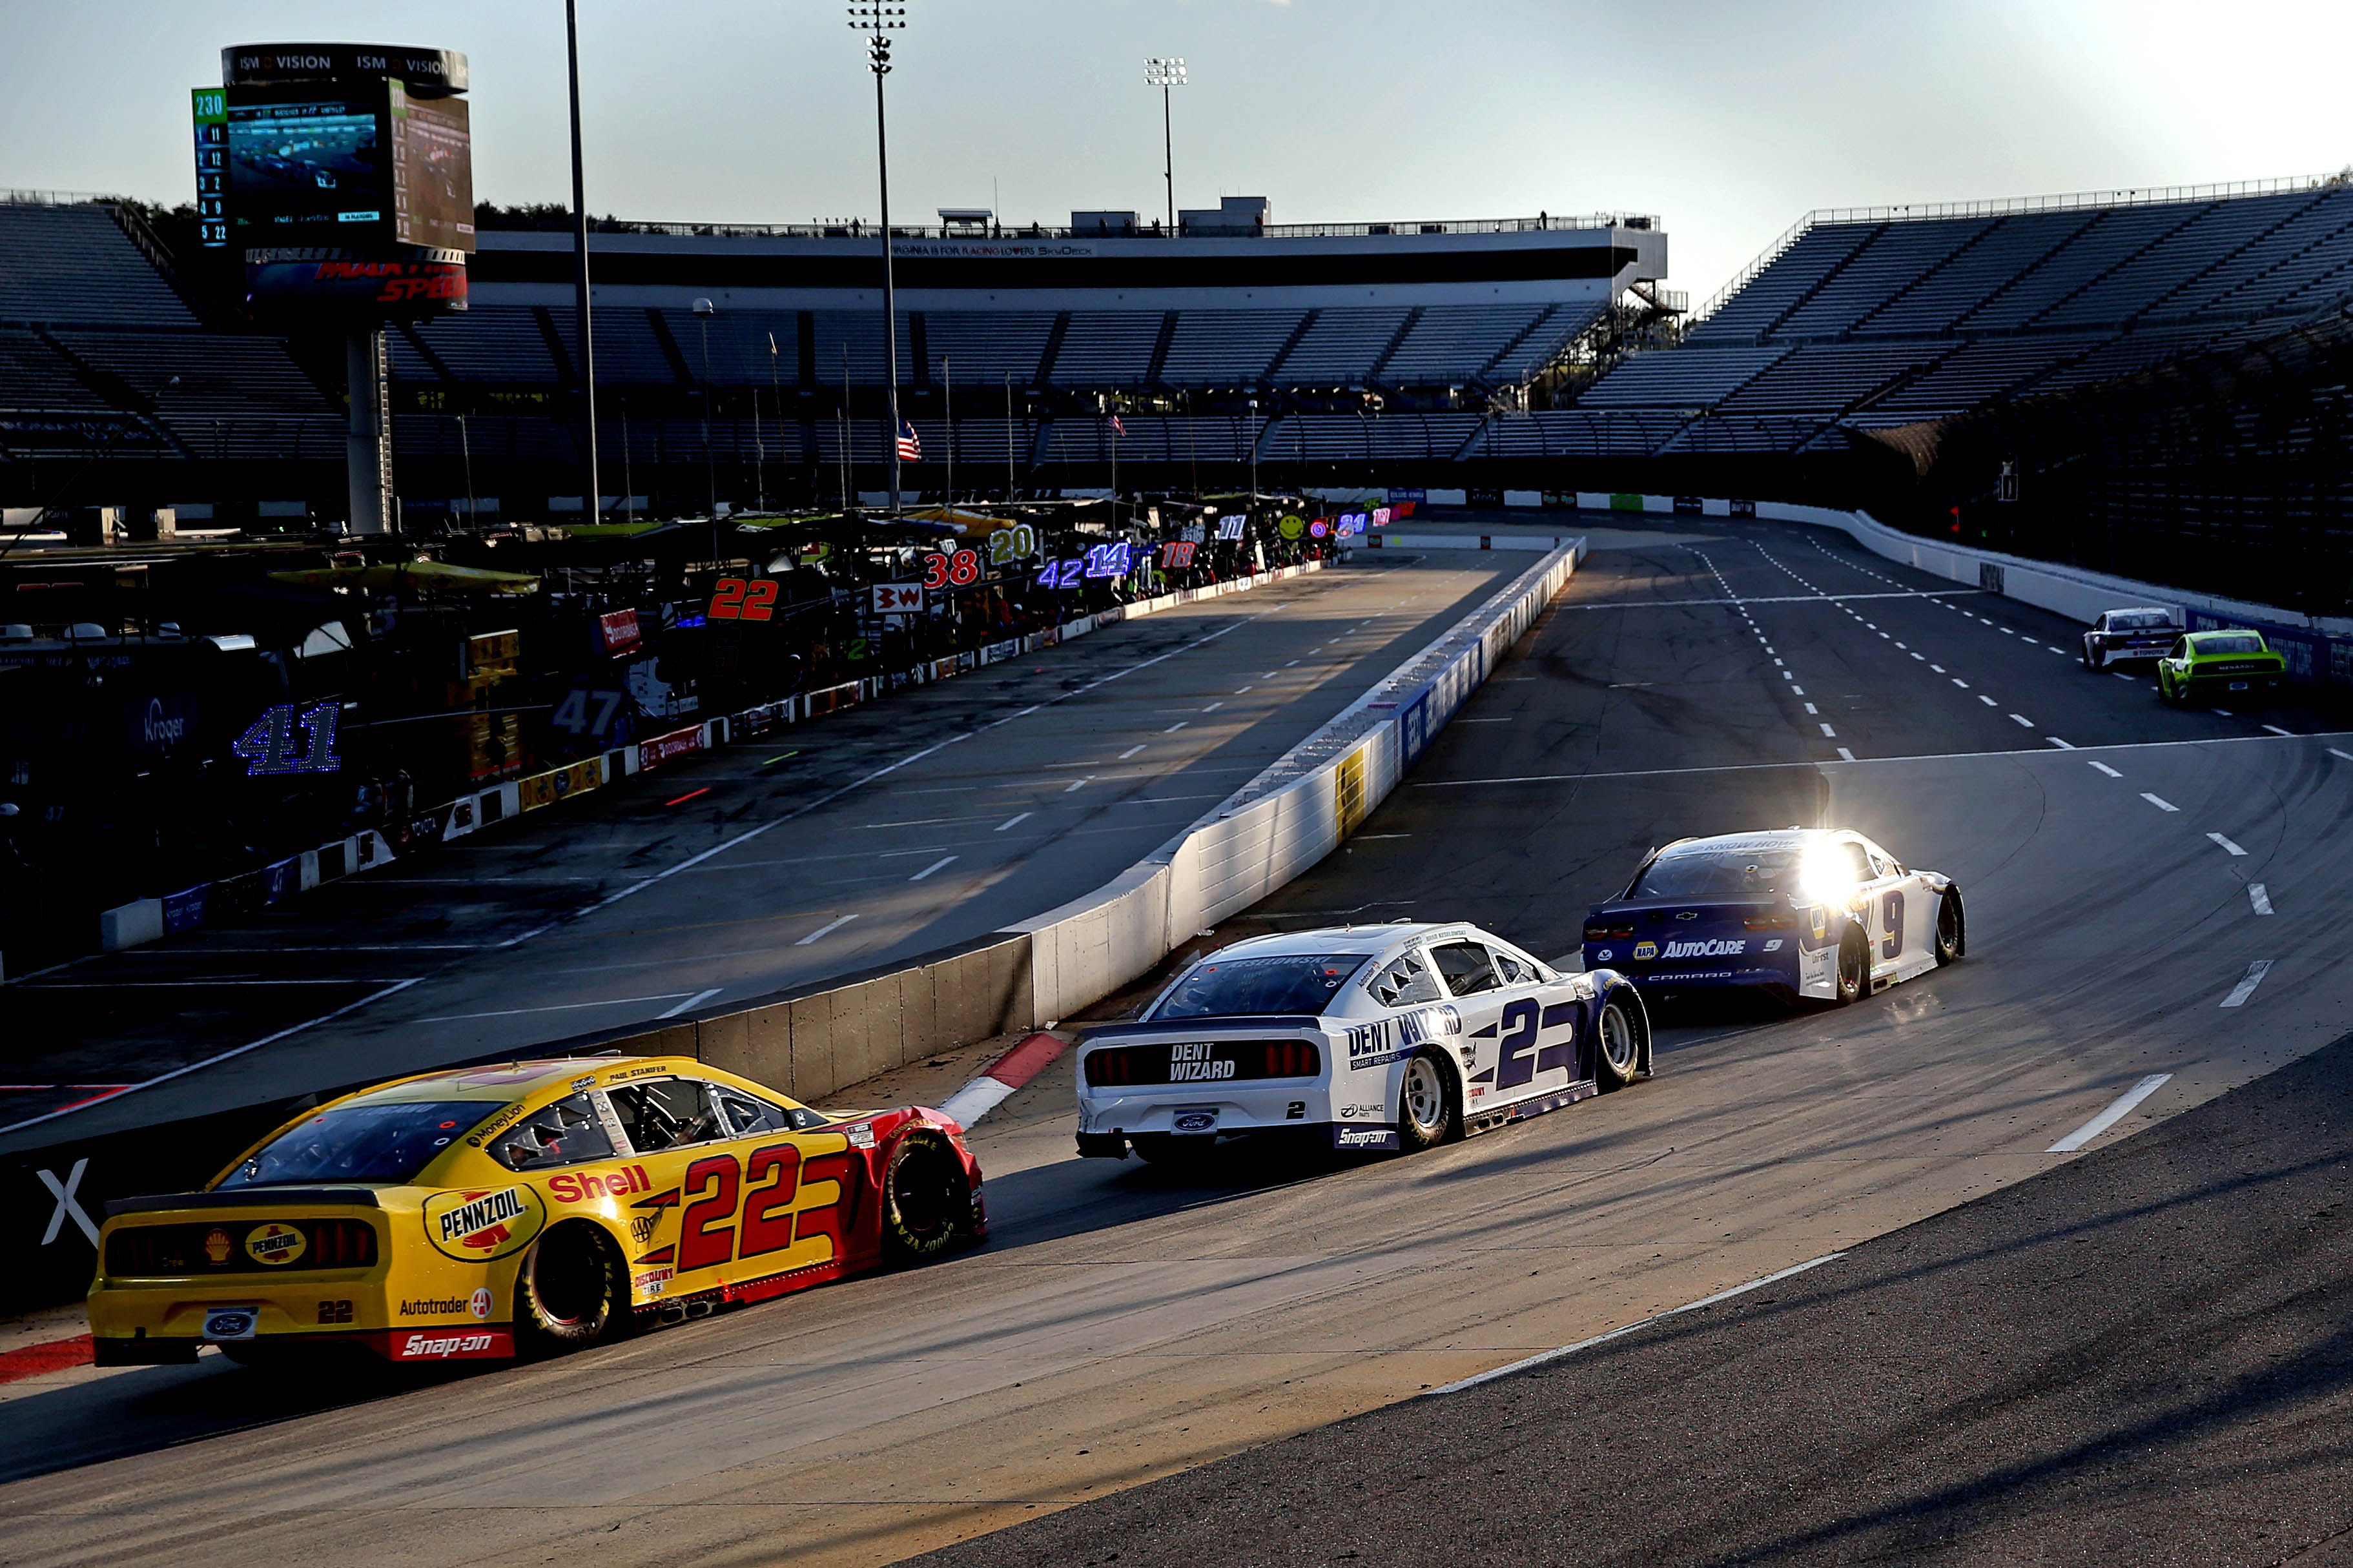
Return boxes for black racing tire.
[1395,1048,1461,1153]
[1934,889,1966,965]
[2081,643,2097,670]
[1834,930,1869,1005]
[516,1222,626,1356]
[880,1132,968,1263]
[1594,993,1645,1092]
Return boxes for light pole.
[693,297,715,519]
[1144,57,1186,232]
[850,3,909,516]
[564,0,599,518]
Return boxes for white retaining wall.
[1018,540,1585,1023]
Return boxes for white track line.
[2207,833,2246,857]
[0,978,426,1137]
[2250,884,2274,915]
[2141,793,2179,812]
[657,987,724,1019]
[794,913,858,945]
[1428,1252,1848,1395]
[994,813,1032,832]
[2087,760,2122,777]
[1836,747,1858,762]
[909,856,958,881]
[2048,1074,2173,1153]
[1818,722,1836,737]
[2220,959,2274,1008]
[415,991,694,1023]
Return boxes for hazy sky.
[5,1,2350,302]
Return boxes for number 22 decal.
[1880,890,1904,961]
[708,578,778,621]
[676,1143,853,1273]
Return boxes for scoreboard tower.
[192,44,475,534]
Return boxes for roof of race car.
[1656,828,1824,855]
[1194,923,1483,962]
[341,1057,677,1105]
[2184,628,2270,647]
[2101,606,2178,618]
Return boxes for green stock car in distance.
[2156,629,2286,704]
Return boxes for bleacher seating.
[0,203,194,326]
[1579,180,2353,454]
[1159,311,1303,385]
[1273,309,1410,383]
[1381,305,1546,382]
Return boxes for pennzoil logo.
[422,1184,546,1261]
[244,1222,305,1267]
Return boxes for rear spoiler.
[107,1186,382,1217]
[1078,1015,1324,1043]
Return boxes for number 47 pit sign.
[872,583,925,615]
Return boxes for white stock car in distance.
[1074,922,1652,1164]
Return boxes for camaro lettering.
[439,1186,527,1248]
[1660,938,1747,958]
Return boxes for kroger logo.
[143,697,189,747]
[1661,938,1747,959]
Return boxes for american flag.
[1106,413,1126,436]
[896,419,922,461]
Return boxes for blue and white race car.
[1074,922,1651,1164]
[1581,828,1964,1006]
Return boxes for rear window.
[2197,633,2265,655]
[1150,953,1370,1021]
[219,1100,502,1188]
[2111,612,2175,630]
[1631,846,1800,899]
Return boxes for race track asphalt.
[0,551,1523,1145]
[5,514,2350,1568]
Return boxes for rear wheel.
[1934,890,1966,965]
[1834,931,1869,1004]
[1395,1048,1460,1153]
[517,1223,624,1356]
[1594,994,1644,1091]
[880,1133,967,1262]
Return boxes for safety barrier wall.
[86,560,1328,957]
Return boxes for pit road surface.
[7,515,2350,1568]
[0,551,1522,1144]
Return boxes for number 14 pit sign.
[872,583,925,615]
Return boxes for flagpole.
[1005,371,1016,500]
[943,354,952,510]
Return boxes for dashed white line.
[1803,703,1818,715]
[2220,960,2274,1008]
[2250,884,2274,915]
[1978,695,1997,707]
[1235,686,1254,694]
[2142,793,2179,811]
[1063,777,1092,793]
[1836,746,1857,762]
[1953,678,1969,688]
[1164,721,1189,733]
[1909,652,1925,661]
[1789,684,1805,695]
[656,987,725,1019]
[909,856,958,881]
[1932,664,1947,673]
[2048,1074,2175,1152]
[2330,749,2353,762]
[2009,713,2035,728]
[2088,760,2122,777]
[1118,744,1147,759]
[2207,832,2246,857]
[795,913,859,945]
[994,812,1031,832]
[2262,724,2293,737]
[2047,737,2075,749]
[1818,722,1837,737]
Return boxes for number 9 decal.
[1880,890,1904,961]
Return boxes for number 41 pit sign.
[872,583,925,615]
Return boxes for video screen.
[390,86,475,252]
[225,94,385,237]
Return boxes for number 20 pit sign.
[872,584,925,616]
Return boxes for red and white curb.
[937,1032,1072,1128]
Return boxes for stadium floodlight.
[564,0,599,518]
[1144,57,1187,232]
[851,3,911,514]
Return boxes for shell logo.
[245,1221,307,1267]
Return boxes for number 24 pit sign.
[872,583,925,615]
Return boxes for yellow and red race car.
[88,1055,985,1366]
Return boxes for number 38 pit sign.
[872,583,925,615]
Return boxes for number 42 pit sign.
[872,583,925,616]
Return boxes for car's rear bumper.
[1078,1081,1337,1143]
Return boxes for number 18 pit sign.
[872,583,925,615]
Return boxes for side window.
[715,1087,796,1137]
[1489,947,1536,986]
[2169,637,2186,659]
[1842,842,1875,883]
[1368,950,1443,1008]
[606,1079,728,1154]
[1430,941,1501,997]
[488,1092,616,1172]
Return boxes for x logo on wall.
[39,1157,99,1247]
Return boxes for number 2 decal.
[1494,1000,1541,1090]
[1880,890,1904,961]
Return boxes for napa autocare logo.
[1632,941,1658,961]
[422,1184,546,1261]
[1660,939,1748,959]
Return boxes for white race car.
[1074,922,1652,1163]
